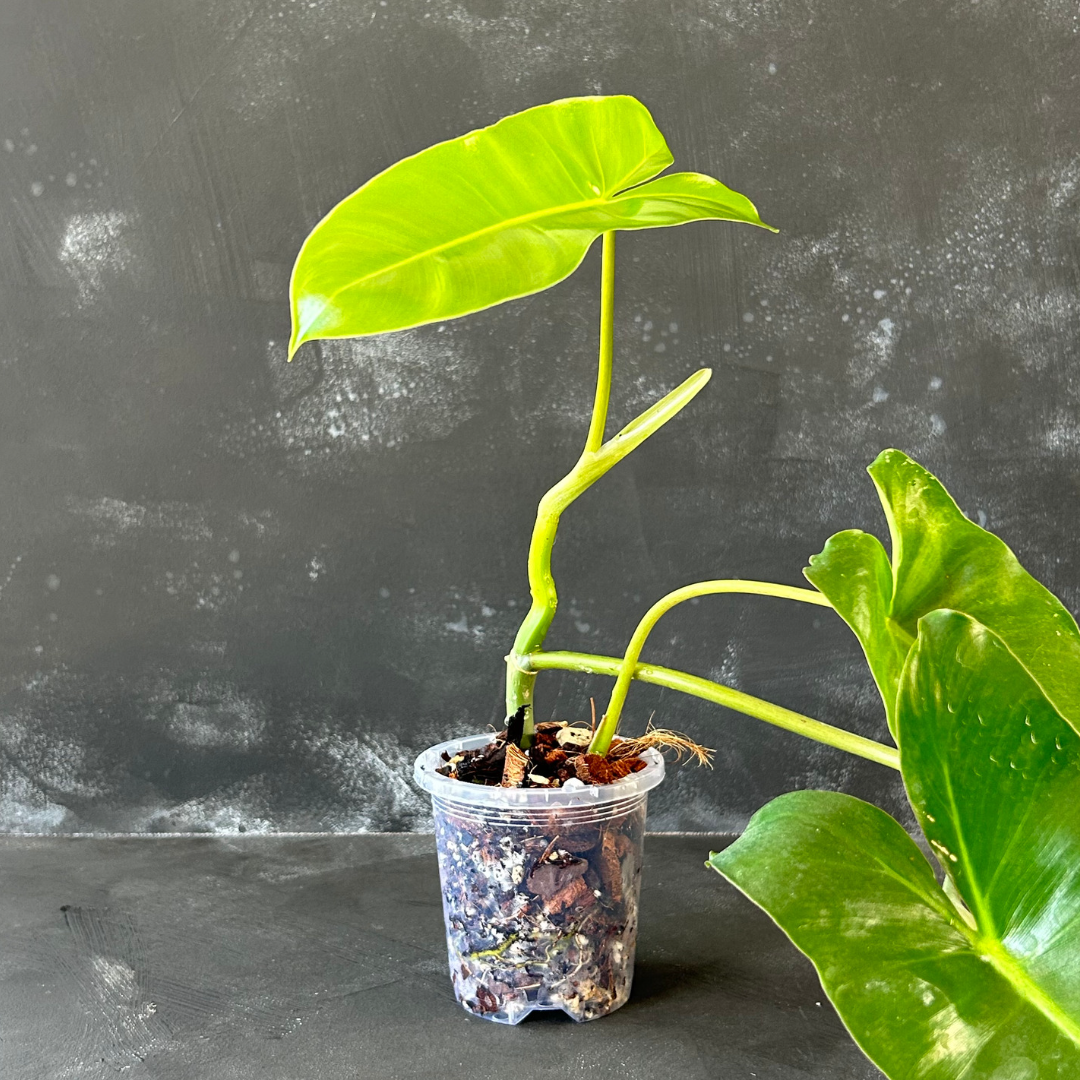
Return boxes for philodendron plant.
[288,95,1080,1073]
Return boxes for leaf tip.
[868,447,908,474]
[287,319,311,362]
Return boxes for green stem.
[527,649,900,771]
[584,232,616,454]
[590,580,831,754]
[505,231,618,743]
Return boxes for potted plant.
[287,94,1080,1073]
[287,94,850,1025]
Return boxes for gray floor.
[0,835,884,1079]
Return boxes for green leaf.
[288,95,774,356]
[900,610,1080,1040]
[804,449,1080,739]
[709,610,1080,1079]
[803,528,911,736]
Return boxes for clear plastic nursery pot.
[414,733,665,1024]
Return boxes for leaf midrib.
[291,168,755,348]
[294,170,657,347]
[979,936,1080,1048]
[940,743,1080,1049]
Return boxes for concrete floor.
[0,835,884,1079]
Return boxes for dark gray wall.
[1,0,1078,833]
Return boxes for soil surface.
[436,721,648,789]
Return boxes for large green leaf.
[901,611,1080,1035]
[804,449,1080,739]
[288,95,774,356]
[710,610,1080,1079]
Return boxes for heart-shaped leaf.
[901,611,1080,1035]
[710,609,1080,1079]
[804,449,1080,738]
[289,95,774,356]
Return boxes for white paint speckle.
[58,210,140,304]
[162,684,266,752]
[142,794,273,835]
[306,729,429,830]
[0,772,70,832]
[67,496,215,547]
[262,327,483,470]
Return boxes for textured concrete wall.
[1,0,1078,832]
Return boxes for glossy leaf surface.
[289,95,773,355]
[711,609,1080,1078]
[804,449,1080,738]
[901,611,1080,1036]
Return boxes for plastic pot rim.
[413,732,665,809]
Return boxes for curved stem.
[505,230,618,742]
[584,231,616,454]
[528,649,900,771]
[590,580,831,754]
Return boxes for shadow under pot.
[413,733,665,1025]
